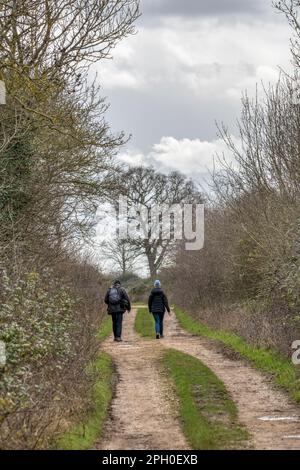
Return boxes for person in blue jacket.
[148,280,171,339]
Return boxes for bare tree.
[0,0,140,266]
[114,166,203,278]
[0,1,140,96]
[274,1,300,68]
[101,238,141,275]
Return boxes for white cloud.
[100,68,141,89]
[94,2,294,166]
[118,150,145,166]
[97,41,144,89]
[98,15,292,98]
[118,135,241,184]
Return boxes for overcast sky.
[92,0,295,274]
[95,0,293,185]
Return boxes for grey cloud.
[140,0,270,18]
[100,0,290,175]
[105,83,241,153]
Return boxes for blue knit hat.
[154,280,161,288]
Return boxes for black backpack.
[108,287,122,305]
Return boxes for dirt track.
[95,310,189,450]
[95,309,300,450]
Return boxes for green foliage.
[229,236,262,299]
[0,135,35,246]
[0,270,75,412]
[130,279,153,302]
[163,349,249,450]
[174,307,300,403]
[118,272,141,285]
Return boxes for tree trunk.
[147,253,157,279]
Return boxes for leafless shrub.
[163,73,300,357]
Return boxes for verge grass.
[163,349,249,449]
[57,316,113,449]
[135,307,155,338]
[174,306,300,403]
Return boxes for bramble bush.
[0,270,74,412]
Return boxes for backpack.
[108,287,122,305]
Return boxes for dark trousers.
[153,312,165,336]
[111,312,123,339]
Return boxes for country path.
[95,308,190,450]
[95,308,300,450]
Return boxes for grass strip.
[56,316,113,450]
[97,315,113,342]
[174,306,300,403]
[163,349,249,450]
[135,307,155,338]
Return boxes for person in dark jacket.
[148,280,171,339]
[105,280,131,342]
